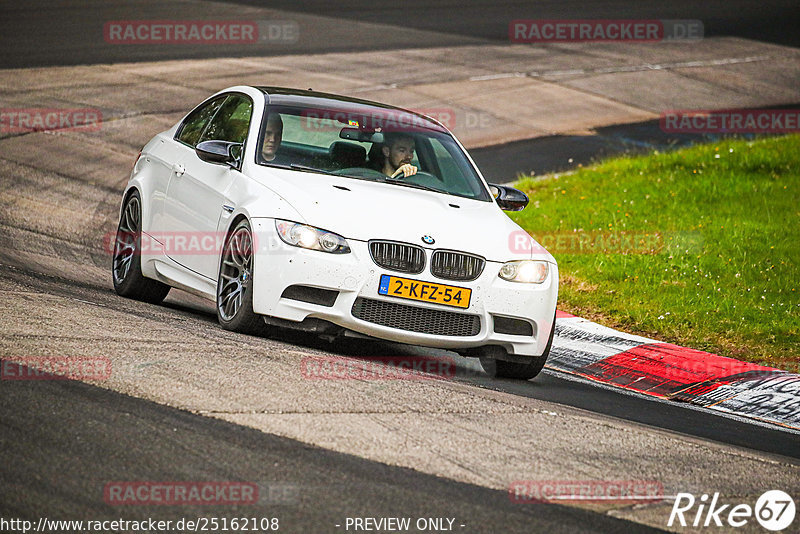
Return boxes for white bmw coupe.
[112,86,558,379]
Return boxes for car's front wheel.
[112,190,171,304]
[217,219,267,335]
[479,311,557,380]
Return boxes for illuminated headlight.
[498,260,548,283]
[275,220,350,254]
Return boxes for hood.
[249,166,554,264]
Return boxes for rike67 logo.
[669,490,795,531]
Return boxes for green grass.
[512,135,800,370]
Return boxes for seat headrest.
[330,141,366,168]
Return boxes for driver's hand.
[390,164,418,179]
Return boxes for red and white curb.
[547,311,800,431]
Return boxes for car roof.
[255,86,448,133]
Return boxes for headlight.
[275,220,351,254]
[498,260,548,283]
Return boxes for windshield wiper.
[289,164,339,176]
[287,164,372,182]
[383,178,443,194]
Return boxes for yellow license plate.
[378,274,471,309]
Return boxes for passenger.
[261,113,283,162]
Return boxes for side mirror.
[195,140,242,166]
[488,183,529,211]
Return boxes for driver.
[261,113,283,162]
[379,132,418,178]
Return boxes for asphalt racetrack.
[2,0,799,68]
[1,2,799,533]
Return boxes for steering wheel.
[399,170,438,182]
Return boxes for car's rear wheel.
[479,311,557,380]
[112,191,171,304]
[217,219,267,335]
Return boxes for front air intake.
[280,285,339,307]
[352,298,481,336]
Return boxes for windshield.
[255,104,492,201]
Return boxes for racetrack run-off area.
[550,312,800,430]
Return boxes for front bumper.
[250,218,558,357]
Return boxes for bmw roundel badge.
[421,235,435,244]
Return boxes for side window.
[199,94,253,144]
[176,97,224,147]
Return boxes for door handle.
[172,164,185,177]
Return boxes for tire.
[479,311,557,380]
[112,190,171,304]
[216,219,267,335]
